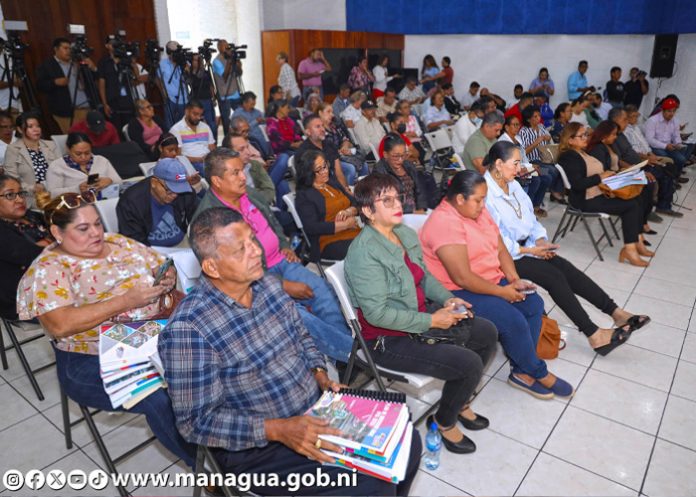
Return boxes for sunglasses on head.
[49,190,97,225]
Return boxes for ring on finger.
[315,438,322,449]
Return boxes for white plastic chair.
[51,134,68,156]
[95,198,120,233]
[424,128,453,152]
[139,162,157,177]
[324,262,438,414]
[369,143,380,162]
[122,124,131,141]
[258,123,269,143]
[287,155,296,177]
[401,213,430,233]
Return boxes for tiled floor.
[1,166,695,496]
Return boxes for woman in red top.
[266,99,303,156]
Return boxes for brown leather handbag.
[537,316,566,360]
[598,182,644,200]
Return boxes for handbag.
[536,315,566,360]
[416,317,473,346]
[598,183,644,200]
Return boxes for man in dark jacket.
[116,158,199,246]
[36,37,99,133]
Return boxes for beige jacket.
[46,155,122,197]
[3,139,60,193]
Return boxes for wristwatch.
[311,367,328,375]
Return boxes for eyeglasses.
[0,190,29,201]
[48,190,97,225]
[375,194,405,208]
[573,132,590,138]
[139,104,153,110]
[155,177,176,196]
[313,163,329,174]
[388,153,406,161]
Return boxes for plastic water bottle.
[423,422,441,470]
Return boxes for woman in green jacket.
[344,173,498,455]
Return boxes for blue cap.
[152,158,193,194]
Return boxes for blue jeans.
[199,98,217,142]
[652,144,694,175]
[269,153,292,209]
[537,163,563,194]
[55,347,196,468]
[522,175,551,208]
[268,259,353,361]
[340,160,370,186]
[453,279,547,379]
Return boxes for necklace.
[316,183,335,197]
[501,192,523,219]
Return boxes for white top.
[624,124,651,155]
[498,132,533,168]
[423,105,451,128]
[341,105,363,126]
[0,137,16,166]
[398,85,425,103]
[278,62,300,99]
[451,116,480,154]
[46,155,122,197]
[460,90,479,109]
[354,117,386,153]
[483,170,547,260]
[169,118,215,159]
[372,65,394,92]
[596,102,613,121]
[570,111,589,127]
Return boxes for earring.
[56,238,62,244]
[494,170,502,179]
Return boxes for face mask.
[471,116,483,126]
[396,123,407,134]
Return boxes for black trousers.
[320,239,354,261]
[515,255,619,336]
[366,316,498,427]
[639,183,655,225]
[213,427,422,496]
[576,195,642,244]
[646,165,676,210]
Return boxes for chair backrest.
[424,128,453,152]
[282,192,302,229]
[122,124,131,141]
[51,134,68,156]
[258,123,269,143]
[382,122,391,134]
[369,143,380,161]
[324,261,358,323]
[139,161,157,177]
[347,127,358,146]
[95,197,120,233]
[452,152,465,170]
[401,213,429,232]
[287,154,296,176]
[554,163,572,190]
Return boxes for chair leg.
[552,208,569,243]
[192,447,205,497]
[598,218,613,247]
[3,318,44,401]
[342,340,359,385]
[611,217,621,240]
[351,320,387,392]
[61,388,73,450]
[0,323,7,370]
[569,215,581,232]
[581,215,604,261]
[80,404,130,497]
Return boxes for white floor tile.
[0,337,55,383]
[130,462,195,497]
[628,323,686,359]
[658,395,696,452]
[642,439,696,497]
[0,383,40,432]
[9,367,61,412]
[421,428,537,496]
[571,369,668,435]
[593,344,678,392]
[517,452,637,497]
[632,276,696,308]
[31,451,119,496]
[642,259,696,286]
[584,265,642,293]
[671,360,696,402]
[544,407,654,491]
[409,470,471,496]
[623,293,692,331]
[679,332,696,364]
[471,377,565,448]
[554,325,598,367]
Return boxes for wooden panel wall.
[261,30,405,103]
[0,0,157,134]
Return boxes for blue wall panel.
[346,0,696,34]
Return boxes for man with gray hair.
[159,206,421,496]
[462,111,504,173]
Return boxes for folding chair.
[324,262,438,425]
[0,317,54,401]
[139,161,157,177]
[282,193,340,278]
[368,142,380,163]
[401,213,430,232]
[424,128,458,172]
[552,164,620,261]
[95,197,120,233]
[192,446,244,497]
[258,123,269,143]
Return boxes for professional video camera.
[145,39,163,62]
[108,34,140,65]
[0,34,29,59]
[171,45,193,67]
[224,43,247,62]
[70,35,94,62]
[197,39,217,62]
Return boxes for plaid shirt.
[158,275,325,452]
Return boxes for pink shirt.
[138,118,163,146]
[298,58,326,88]
[213,191,285,268]
[419,202,505,290]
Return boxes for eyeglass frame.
[0,190,30,201]
[374,193,405,209]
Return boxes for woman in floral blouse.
[16,192,195,467]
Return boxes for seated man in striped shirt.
[169,99,216,175]
[159,207,421,496]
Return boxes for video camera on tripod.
[108,33,140,66]
[206,38,247,64]
[170,44,194,67]
[69,30,94,63]
[0,20,37,111]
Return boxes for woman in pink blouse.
[17,192,195,467]
[266,99,303,156]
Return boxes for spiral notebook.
[306,388,409,464]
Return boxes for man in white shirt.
[170,99,216,175]
[353,100,386,156]
[340,91,365,128]
[460,81,481,110]
[590,92,613,121]
[376,88,397,122]
[397,77,426,104]
[451,101,484,154]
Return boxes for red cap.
[662,98,679,110]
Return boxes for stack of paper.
[306,389,412,483]
[99,320,168,409]
[602,163,648,190]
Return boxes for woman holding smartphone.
[483,141,650,355]
[46,132,121,197]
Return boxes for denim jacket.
[344,223,453,334]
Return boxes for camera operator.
[623,67,649,109]
[189,53,217,141]
[97,36,149,131]
[212,39,242,137]
[159,40,190,130]
[36,37,98,133]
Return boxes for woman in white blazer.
[46,132,121,197]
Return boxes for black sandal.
[593,325,632,356]
[643,229,657,235]
[624,315,651,332]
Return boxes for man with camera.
[623,67,649,109]
[212,39,243,138]
[37,37,98,133]
[97,36,149,132]
[190,52,218,142]
[159,40,190,130]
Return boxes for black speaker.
[650,34,678,78]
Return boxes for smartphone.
[451,305,472,318]
[520,279,537,295]
[153,258,174,286]
[87,173,100,185]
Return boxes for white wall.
[261,0,346,31]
